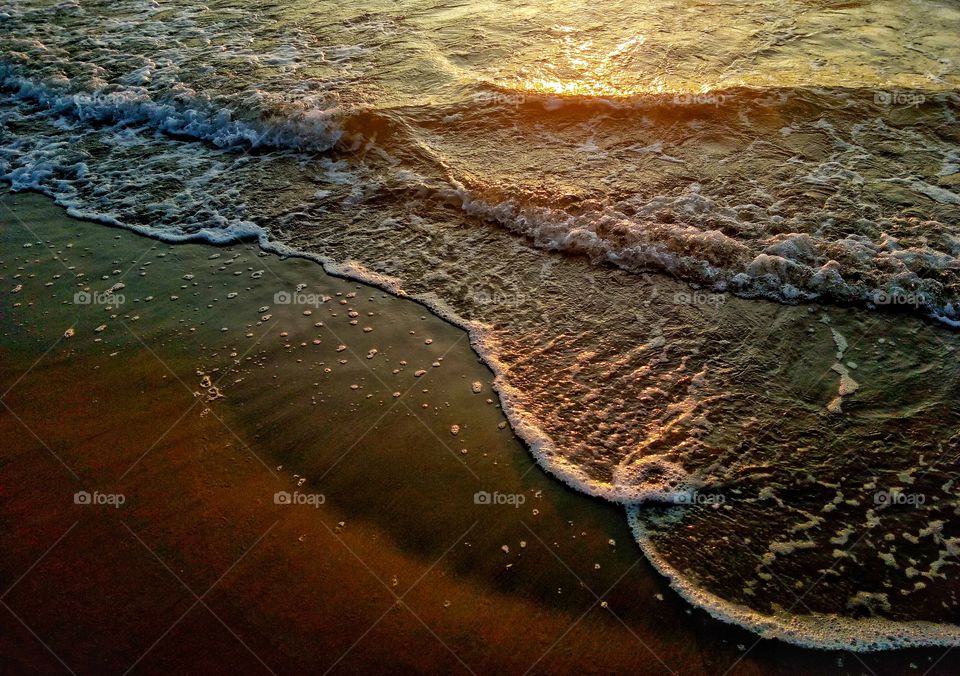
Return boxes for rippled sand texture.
[2,0,960,649]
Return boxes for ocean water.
[2,0,960,650]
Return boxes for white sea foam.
[2,0,959,649]
[628,506,960,651]
[3,61,958,326]
[9,170,960,652]
[0,67,345,153]
[433,178,960,326]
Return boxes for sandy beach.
[1,189,957,674]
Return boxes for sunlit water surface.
[2,0,960,649]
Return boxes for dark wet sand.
[1,189,956,675]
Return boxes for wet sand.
[1,189,957,675]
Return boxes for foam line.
[627,506,960,651]
[8,176,960,651]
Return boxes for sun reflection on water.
[501,26,679,98]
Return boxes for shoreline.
[628,509,960,653]
[2,188,959,673]
[16,181,960,652]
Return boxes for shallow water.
[2,0,960,649]
[9,189,959,673]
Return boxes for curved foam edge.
[626,505,960,651]
[4,65,959,328]
[11,185,708,511]
[11,180,960,651]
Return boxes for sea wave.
[0,64,346,153]
[4,35,960,652]
[417,174,960,328]
[628,507,960,651]
[10,167,960,652]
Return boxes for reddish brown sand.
[1,190,956,675]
